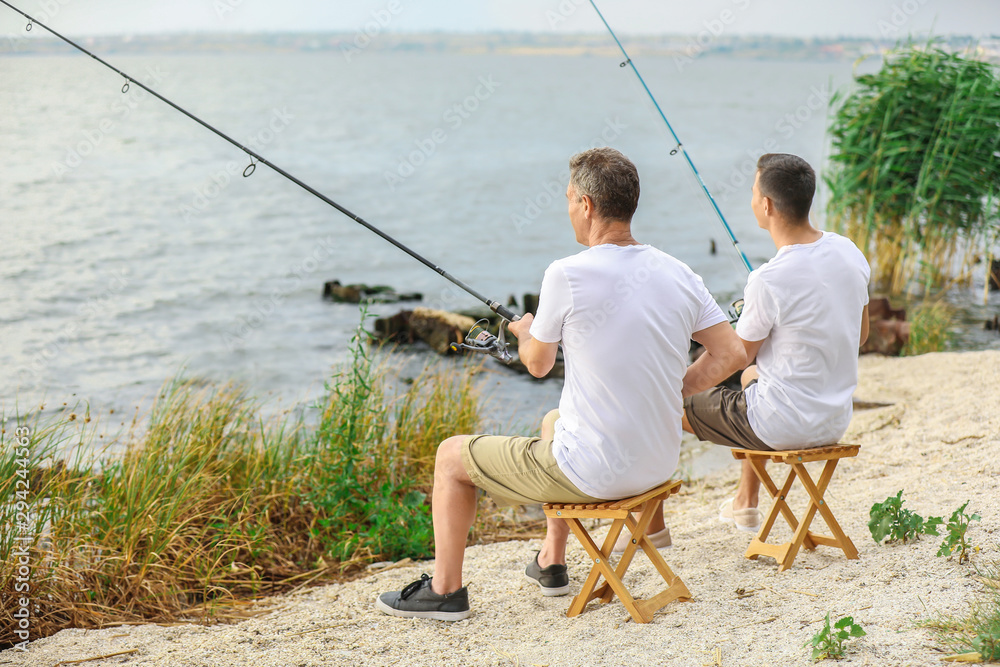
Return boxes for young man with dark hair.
[684,152,870,531]
[375,147,746,620]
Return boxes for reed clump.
[825,41,1000,295]
[901,301,956,356]
[0,318,502,646]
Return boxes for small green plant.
[937,501,981,564]
[868,490,943,544]
[806,612,866,661]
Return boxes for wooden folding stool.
[732,444,860,572]
[543,479,691,623]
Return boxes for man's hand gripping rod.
[449,304,521,364]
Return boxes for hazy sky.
[1,0,996,38]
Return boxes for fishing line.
[0,0,520,353]
[587,0,754,275]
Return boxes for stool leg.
[563,518,645,622]
[795,460,859,561]
[599,502,658,604]
[564,517,624,617]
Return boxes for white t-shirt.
[736,231,870,449]
[529,244,726,499]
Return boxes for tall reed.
[825,41,1000,295]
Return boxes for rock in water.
[373,310,415,343]
[409,308,476,355]
[861,297,909,356]
[322,280,422,304]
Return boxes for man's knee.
[681,410,694,434]
[436,436,470,482]
[741,365,759,388]
[541,409,559,439]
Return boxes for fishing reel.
[450,318,515,364]
[729,298,745,324]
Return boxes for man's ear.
[761,195,773,217]
[581,194,594,217]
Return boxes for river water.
[2,46,998,440]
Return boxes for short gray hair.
[569,147,640,222]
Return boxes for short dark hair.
[756,153,815,222]
[569,147,640,222]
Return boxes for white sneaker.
[719,498,761,533]
[611,526,672,554]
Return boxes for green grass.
[0,313,501,647]
[924,561,1000,660]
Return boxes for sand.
[3,350,999,667]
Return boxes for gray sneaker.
[524,551,570,597]
[376,574,471,621]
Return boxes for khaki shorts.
[683,382,774,451]
[460,434,603,508]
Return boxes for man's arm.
[742,337,764,367]
[859,303,870,346]
[508,314,559,378]
[682,322,747,398]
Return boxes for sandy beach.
[3,350,999,667]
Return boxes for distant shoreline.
[3,31,992,62]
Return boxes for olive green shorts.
[683,382,773,451]
[460,434,603,508]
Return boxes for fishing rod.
[587,0,754,275]
[0,0,517,362]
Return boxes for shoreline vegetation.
[1,349,998,665]
[0,318,546,649]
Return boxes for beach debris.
[53,649,140,666]
[941,653,984,663]
[985,314,999,332]
[861,297,909,356]
[322,280,422,304]
[367,558,414,572]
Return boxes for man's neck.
[769,219,822,250]
[588,222,639,247]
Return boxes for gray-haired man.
[376,147,745,620]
